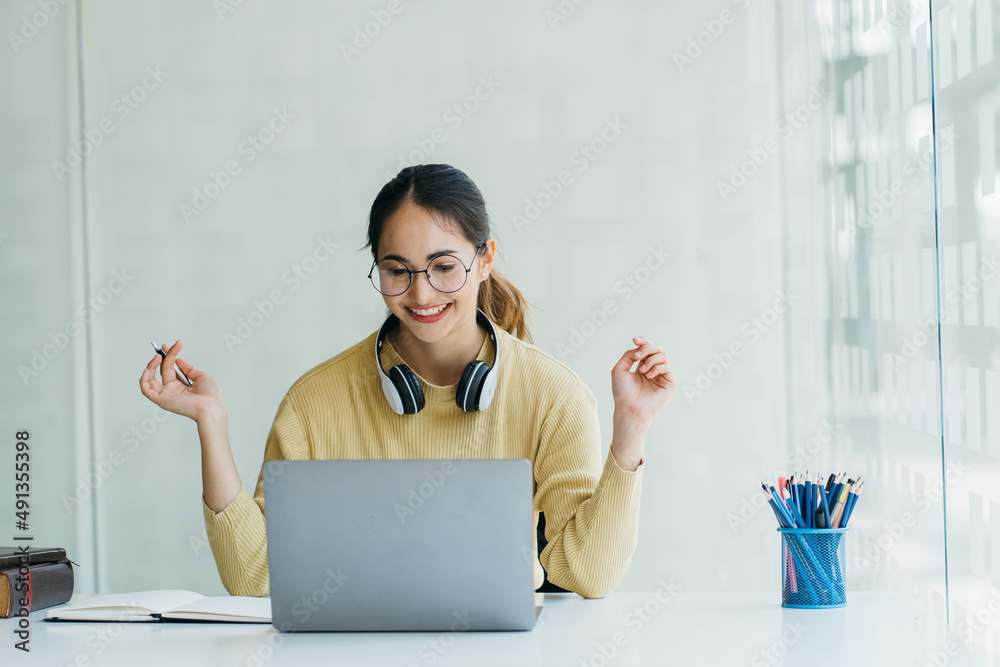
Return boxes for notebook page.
[55,590,203,614]
[161,596,271,621]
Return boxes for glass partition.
[930,0,1000,658]
[778,0,1000,658]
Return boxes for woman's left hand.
[611,336,676,426]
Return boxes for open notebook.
[44,590,270,623]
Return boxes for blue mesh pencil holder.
[778,527,847,608]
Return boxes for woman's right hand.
[139,340,225,422]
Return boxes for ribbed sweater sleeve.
[201,393,308,597]
[534,379,644,599]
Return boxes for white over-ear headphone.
[375,307,500,415]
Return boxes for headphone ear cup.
[456,362,479,412]
[469,363,490,410]
[477,366,497,409]
[457,361,489,412]
[389,365,425,414]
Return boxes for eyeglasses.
[368,243,485,296]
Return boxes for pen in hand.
[150,341,193,386]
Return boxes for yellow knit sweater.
[202,320,644,599]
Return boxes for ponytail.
[478,268,535,344]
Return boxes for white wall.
[2,0,792,596]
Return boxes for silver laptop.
[262,458,541,632]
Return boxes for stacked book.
[0,546,75,618]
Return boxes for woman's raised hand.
[610,336,675,426]
[139,340,225,422]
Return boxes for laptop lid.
[263,458,538,632]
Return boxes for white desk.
[2,591,988,666]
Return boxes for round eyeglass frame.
[367,242,485,296]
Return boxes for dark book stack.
[0,547,76,618]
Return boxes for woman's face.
[373,201,494,345]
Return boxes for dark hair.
[363,164,535,343]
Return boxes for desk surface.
[1,591,988,666]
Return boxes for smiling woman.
[363,164,532,386]
[139,163,676,600]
